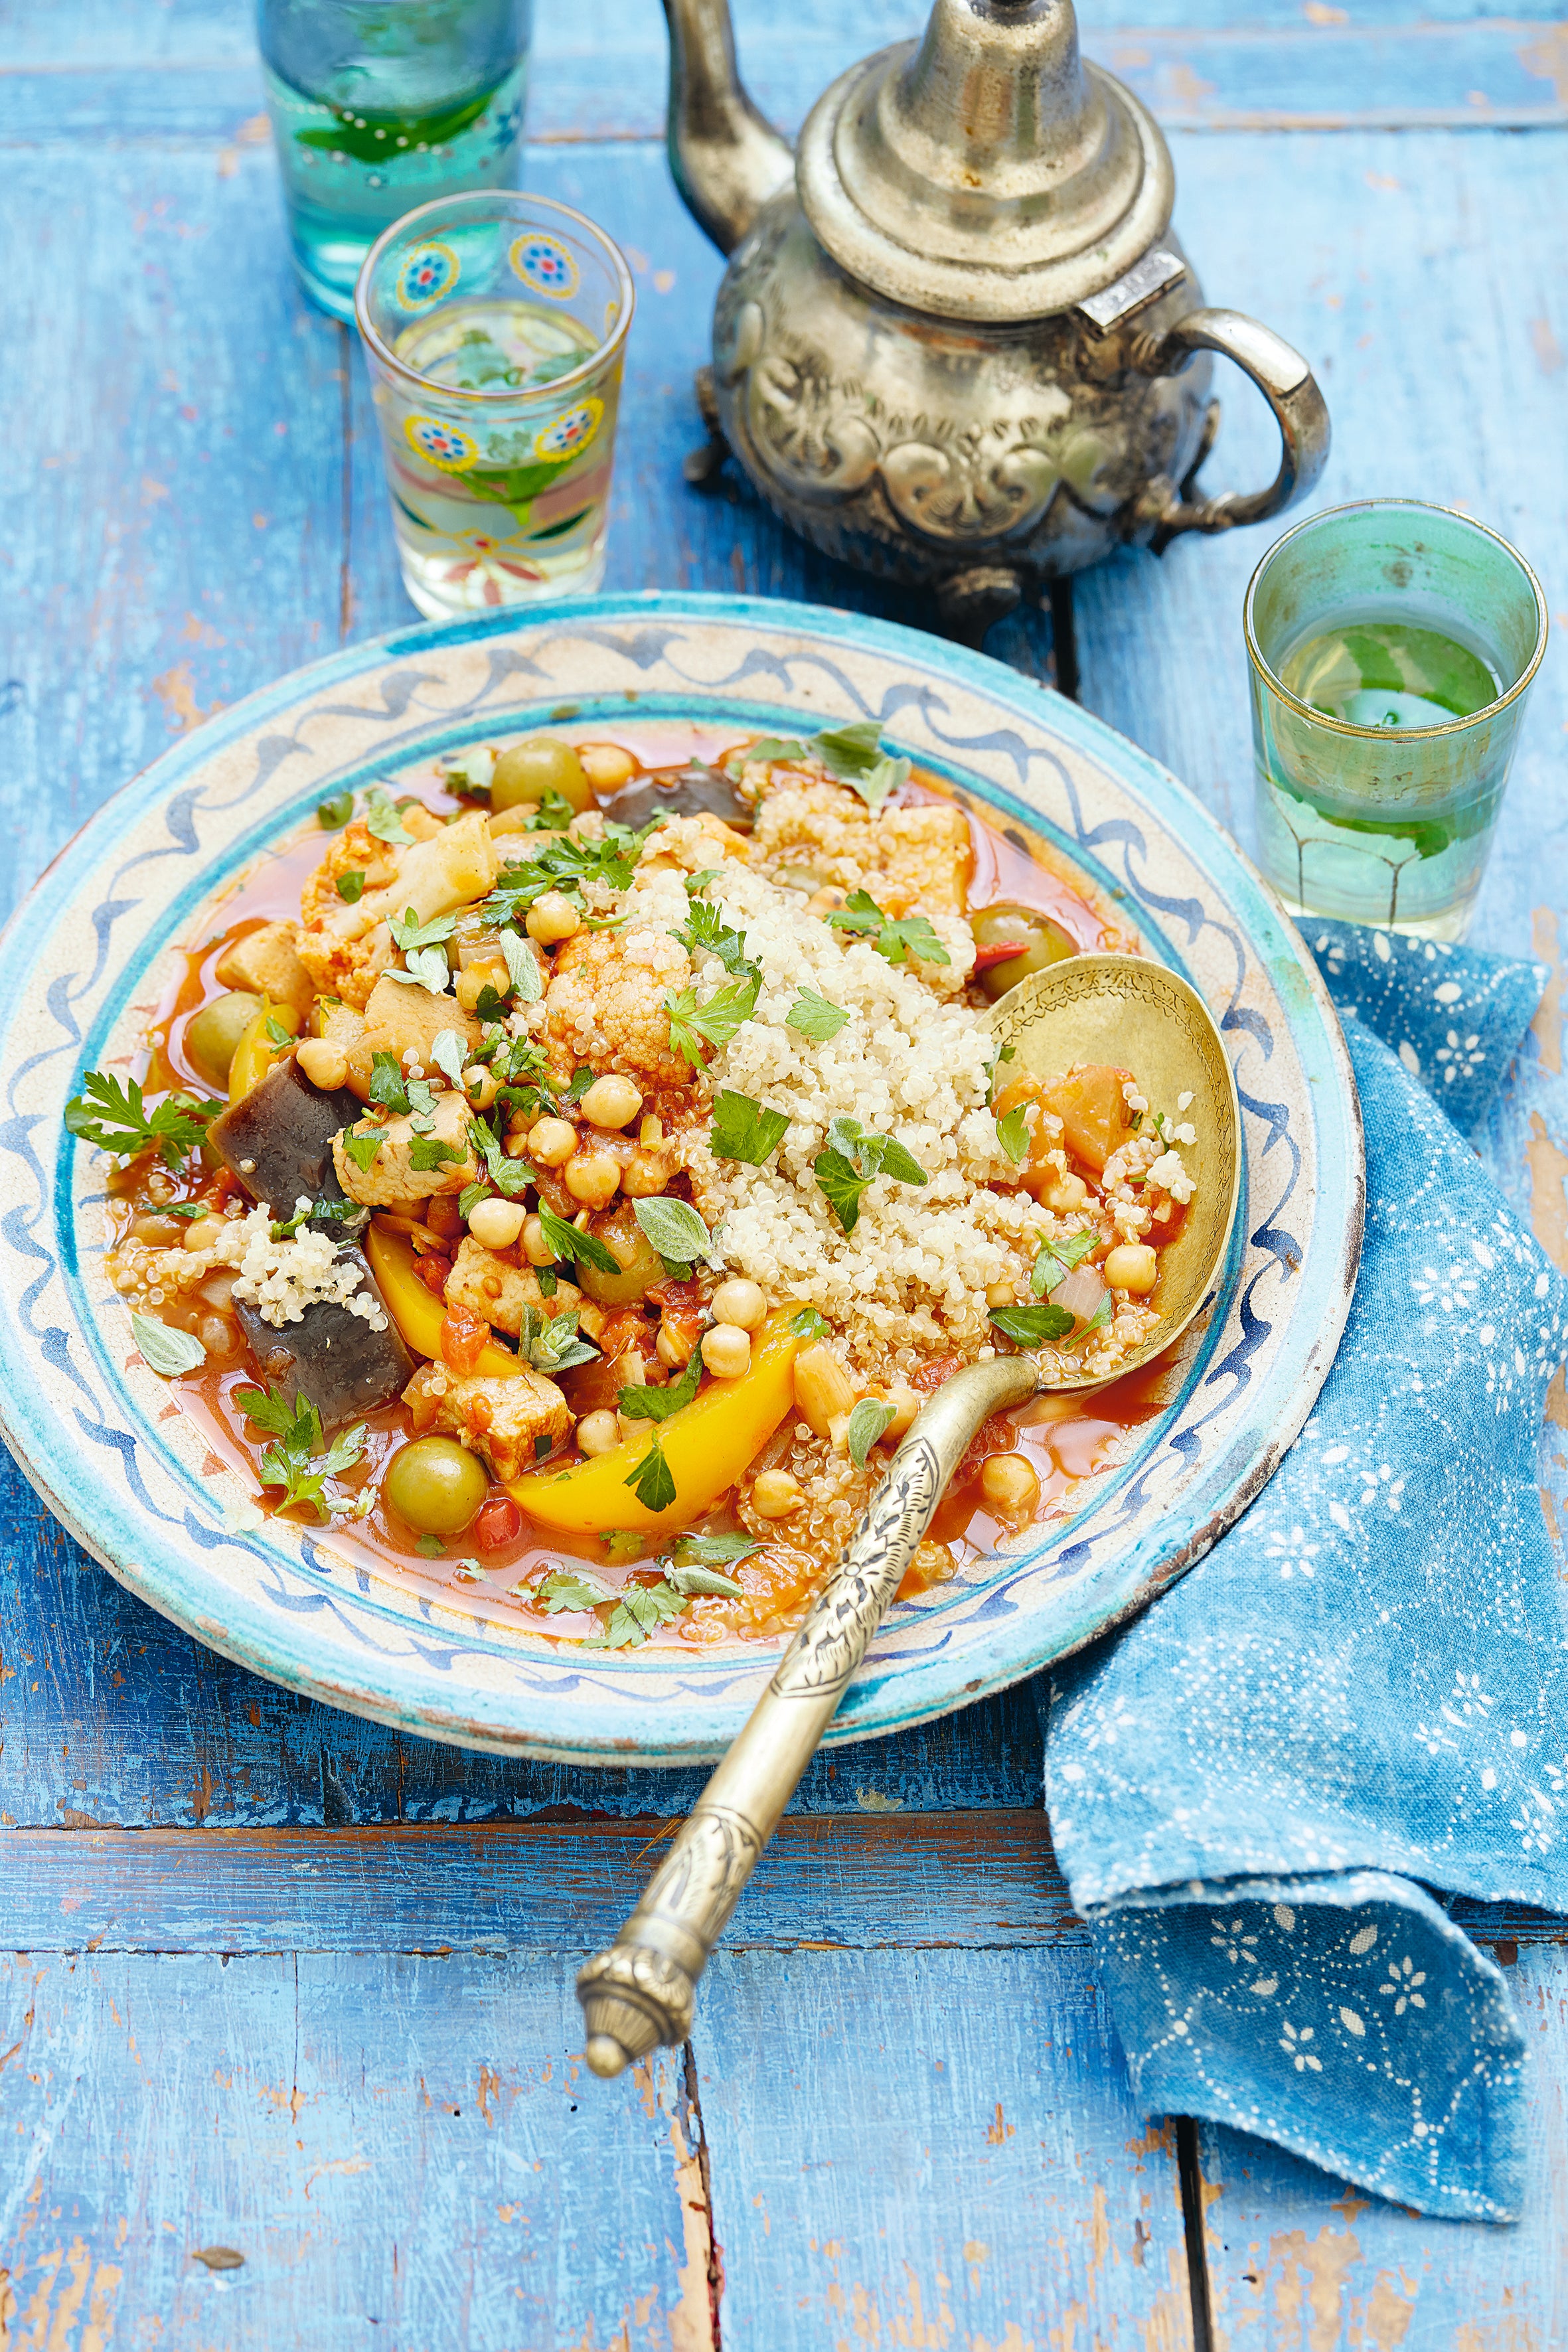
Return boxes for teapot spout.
[663,0,795,254]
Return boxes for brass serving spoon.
[578,955,1242,2076]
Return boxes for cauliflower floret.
[403,1360,570,1480]
[298,811,501,1010]
[546,923,694,1089]
[333,1087,477,1206]
[444,1238,581,1336]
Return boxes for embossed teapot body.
[664,0,1330,629]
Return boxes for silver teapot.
[663,0,1330,633]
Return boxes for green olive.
[970,904,1077,1002]
[185,990,264,1087]
[491,738,592,815]
[576,1203,666,1306]
[383,1437,489,1535]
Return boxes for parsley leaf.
[368,1052,410,1117]
[669,1531,760,1569]
[467,1115,531,1198]
[676,898,753,975]
[536,1567,617,1614]
[390,905,457,953]
[995,1105,1032,1165]
[813,719,910,815]
[624,1437,676,1515]
[990,1300,1075,1346]
[270,1197,355,1240]
[537,1206,621,1277]
[364,787,412,846]
[791,1306,829,1340]
[632,1196,712,1266]
[709,1089,789,1166]
[236,1383,367,1518]
[736,735,808,766]
[65,1070,217,1171]
[812,1117,929,1234]
[665,973,760,1067]
[846,1397,897,1466]
[341,1125,384,1174]
[618,1354,702,1425]
[667,1563,746,1599]
[785,987,850,1043]
[335,870,365,903]
[592,1577,688,1648]
[1031,1229,1099,1295]
[826,890,951,970]
[408,1135,461,1174]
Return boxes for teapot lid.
[796,0,1175,323]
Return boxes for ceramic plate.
[0,593,1362,1764]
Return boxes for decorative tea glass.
[258,0,532,322]
[1246,500,1547,939]
[355,191,635,617]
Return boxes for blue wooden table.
[4,1,1567,2341]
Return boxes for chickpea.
[792,1342,855,1437]
[711,1277,766,1332]
[984,1279,1016,1310]
[1103,1242,1158,1294]
[1041,1170,1089,1214]
[751,1468,802,1519]
[521,1214,556,1267]
[882,1382,923,1442]
[467,1196,528,1251]
[577,742,638,791]
[577,1409,623,1457]
[980,1452,1042,1519]
[701,1323,752,1380]
[528,1116,578,1167]
[463,1065,500,1110]
[198,1314,242,1365]
[621,1149,670,1198]
[296,1037,349,1092]
[564,1154,621,1210]
[657,1320,695,1370]
[455,955,511,1013]
[578,1073,643,1131]
[525,891,582,947]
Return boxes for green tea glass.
[259,0,532,323]
[1246,500,1547,939]
[356,191,635,618]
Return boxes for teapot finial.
[799,0,1174,321]
[661,0,794,256]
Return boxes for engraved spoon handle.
[578,1356,1038,2075]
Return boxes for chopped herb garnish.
[235,1383,367,1519]
[131,1314,206,1377]
[813,718,910,815]
[335,870,366,903]
[263,1013,293,1049]
[665,972,760,1067]
[813,1115,929,1235]
[791,1306,830,1340]
[710,1088,789,1166]
[846,1396,897,1467]
[382,944,451,994]
[667,1563,745,1600]
[632,1196,712,1267]
[989,1300,1075,1346]
[497,927,541,1002]
[1031,1229,1099,1295]
[390,905,458,953]
[428,1029,469,1090]
[408,1135,461,1174]
[270,1197,355,1240]
[785,987,850,1044]
[65,1071,217,1172]
[676,898,754,975]
[467,1114,531,1198]
[341,1126,384,1174]
[618,1354,702,1425]
[536,1206,620,1277]
[669,1530,761,1569]
[367,1052,410,1117]
[518,1303,599,1375]
[591,1576,688,1648]
[415,1533,445,1558]
[624,1437,676,1516]
[735,735,809,767]
[536,1567,617,1614]
[995,1105,1032,1166]
[827,889,951,971]
[364,787,413,846]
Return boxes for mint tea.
[1247,505,1547,940]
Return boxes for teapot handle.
[1146,308,1330,548]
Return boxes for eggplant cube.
[235,1245,415,1433]
[208,1055,363,1223]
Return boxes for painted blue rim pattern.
[0,593,1362,1764]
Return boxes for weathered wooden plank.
[0,1814,1081,1952]
[1194,1944,1568,2346]
[696,1944,1197,2345]
[0,1946,717,2352]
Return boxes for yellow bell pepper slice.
[365,1223,526,1381]
[228,999,300,1103]
[507,1305,803,1535]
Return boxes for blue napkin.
[1040,923,1568,2222]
